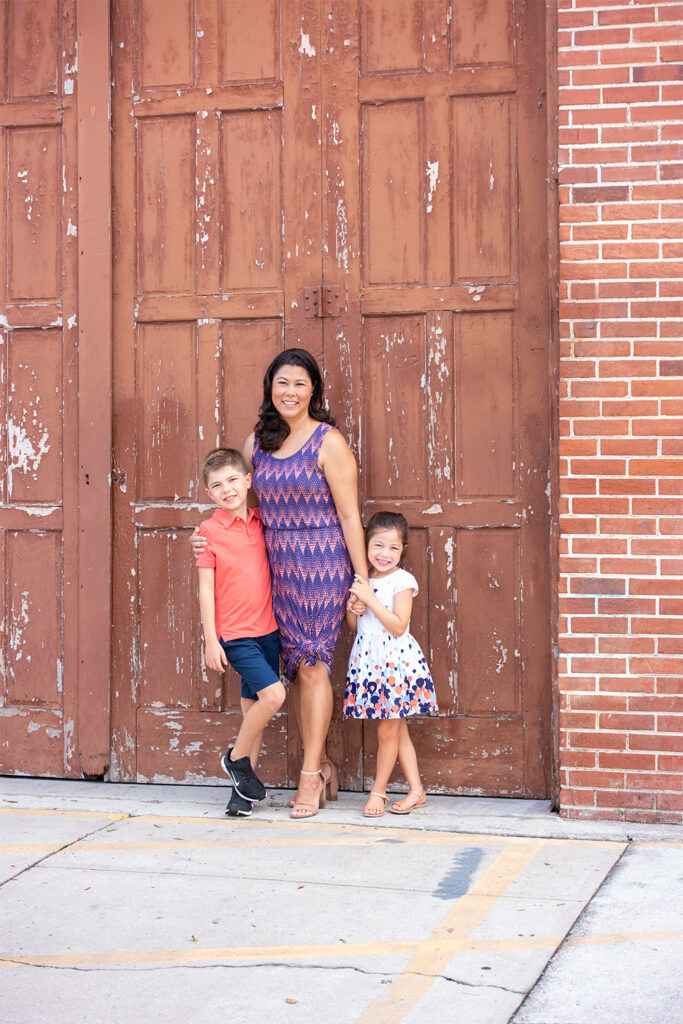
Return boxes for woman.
[194,349,367,818]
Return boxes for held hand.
[347,595,367,616]
[350,575,375,605]
[204,639,227,673]
[190,527,208,557]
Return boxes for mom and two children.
[192,348,438,820]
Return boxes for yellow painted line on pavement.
[0,808,127,822]
[3,929,681,971]
[357,839,545,1023]
[0,807,626,848]
[0,845,63,854]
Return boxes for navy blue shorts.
[219,630,281,701]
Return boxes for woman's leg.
[291,660,333,816]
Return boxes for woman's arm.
[198,567,227,671]
[242,433,255,474]
[319,429,368,578]
[345,598,359,633]
[349,579,413,638]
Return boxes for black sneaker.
[226,789,252,817]
[220,748,266,802]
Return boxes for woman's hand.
[190,528,208,557]
[350,574,375,606]
[347,594,367,616]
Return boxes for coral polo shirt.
[196,507,278,642]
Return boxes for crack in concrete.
[0,955,527,995]
[0,820,118,889]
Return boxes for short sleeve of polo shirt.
[196,520,216,568]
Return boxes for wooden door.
[110,0,322,783]
[111,0,552,797]
[323,0,552,797]
[0,0,111,780]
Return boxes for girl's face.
[367,528,405,577]
[271,364,314,421]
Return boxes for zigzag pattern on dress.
[252,423,354,682]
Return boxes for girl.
[343,511,438,816]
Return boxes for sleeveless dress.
[343,568,438,719]
[252,422,354,682]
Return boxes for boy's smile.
[205,466,251,518]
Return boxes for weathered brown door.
[110,0,552,796]
[0,0,111,779]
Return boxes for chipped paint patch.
[8,418,51,499]
[299,30,316,57]
[335,198,348,271]
[426,160,439,213]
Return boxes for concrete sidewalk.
[1,779,681,1024]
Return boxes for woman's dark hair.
[255,348,335,452]
[365,511,409,568]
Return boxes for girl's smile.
[367,528,405,578]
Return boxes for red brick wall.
[557,0,683,823]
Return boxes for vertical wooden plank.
[110,0,139,781]
[76,0,112,777]
[282,0,322,355]
[515,0,554,797]
[60,0,80,777]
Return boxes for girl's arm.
[198,567,227,672]
[319,430,368,578]
[349,579,413,638]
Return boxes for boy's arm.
[198,567,227,672]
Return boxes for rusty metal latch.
[304,285,342,318]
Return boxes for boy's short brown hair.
[201,448,249,486]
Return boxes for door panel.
[0,0,80,778]
[111,0,323,784]
[322,0,551,796]
[111,0,551,796]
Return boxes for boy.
[196,447,285,817]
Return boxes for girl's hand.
[350,575,375,605]
[191,528,208,557]
[347,595,367,616]
[204,637,227,673]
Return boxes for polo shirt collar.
[213,507,260,529]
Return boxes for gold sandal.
[290,769,326,819]
[363,791,388,817]
[388,791,426,815]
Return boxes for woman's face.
[271,364,314,420]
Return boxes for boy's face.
[205,465,251,517]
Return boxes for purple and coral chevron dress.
[252,422,354,682]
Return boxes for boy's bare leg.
[239,698,263,769]
[231,682,286,762]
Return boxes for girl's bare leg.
[391,720,425,810]
[365,719,400,815]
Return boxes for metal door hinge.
[304,285,342,318]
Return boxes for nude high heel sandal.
[290,769,326,819]
[319,758,339,801]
